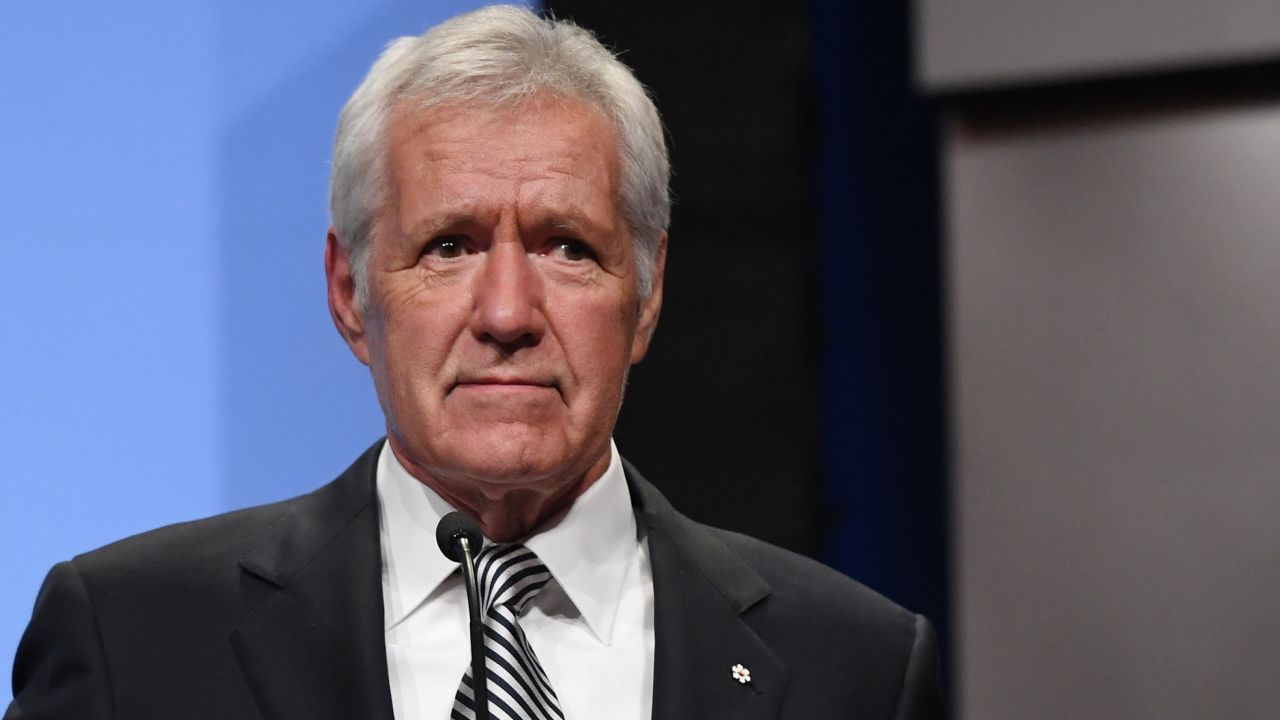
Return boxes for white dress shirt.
[378,440,655,720]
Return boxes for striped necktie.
[452,544,564,720]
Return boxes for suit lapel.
[626,461,790,720]
[230,442,395,720]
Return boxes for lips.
[450,374,560,393]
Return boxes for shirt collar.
[377,439,637,645]
[377,441,459,632]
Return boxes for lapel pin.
[731,663,752,684]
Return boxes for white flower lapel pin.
[731,663,751,684]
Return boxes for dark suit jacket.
[7,442,945,719]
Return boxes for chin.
[446,429,575,484]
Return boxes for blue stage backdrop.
[0,0,509,693]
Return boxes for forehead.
[384,96,621,192]
[377,96,627,244]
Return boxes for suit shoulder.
[69,492,305,584]
[709,526,918,635]
[68,441,383,584]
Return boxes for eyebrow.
[545,213,603,236]
[405,209,613,240]
[540,203,622,236]
[405,211,484,241]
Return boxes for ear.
[325,228,371,366]
[630,233,667,364]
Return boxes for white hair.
[329,4,670,308]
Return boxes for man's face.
[328,96,663,510]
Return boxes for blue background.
[0,0,506,691]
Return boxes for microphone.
[435,512,489,720]
[436,510,483,563]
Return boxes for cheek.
[559,300,640,391]
[370,301,462,392]
[386,322,448,381]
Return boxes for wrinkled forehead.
[383,94,621,189]
[377,94,627,236]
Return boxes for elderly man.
[7,6,944,720]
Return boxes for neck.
[436,479,591,542]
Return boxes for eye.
[547,237,595,263]
[423,235,469,259]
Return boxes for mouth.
[451,375,560,394]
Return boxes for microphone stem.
[459,537,489,720]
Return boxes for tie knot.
[475,544,552,613]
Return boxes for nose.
[469,238,546,349]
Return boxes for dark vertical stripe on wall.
[542,0,821,556]
[812,0,950,680]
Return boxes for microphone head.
[436,511,483,563]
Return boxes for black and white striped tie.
[452,544,564,720]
